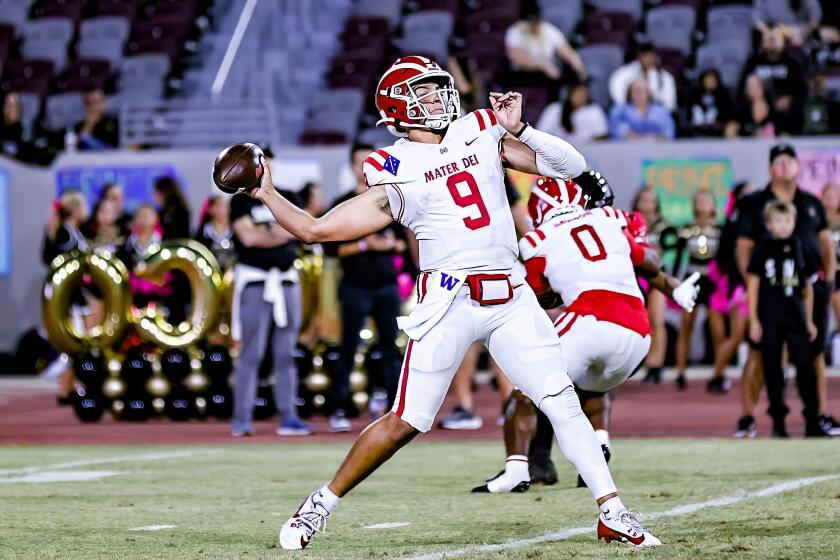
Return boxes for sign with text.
[0,170,9,276]
[797,149,840,197]
[56,165,182,213]
[641,158,733,226]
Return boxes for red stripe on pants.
[395,339,414,417]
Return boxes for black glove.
[573,169,613,208]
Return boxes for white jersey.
[363,109,517,273]
[519,206,643,306]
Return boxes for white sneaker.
[597,509,661,547]
[279,490,330,550]
[328,411,351,433]
[471,469,530,493]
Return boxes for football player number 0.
[570,224,607,262]
[446,171,490,230]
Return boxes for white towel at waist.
[231,263,299,341]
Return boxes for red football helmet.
[624,210,649,245]
[527,177,588,226]
[375,55,460,137]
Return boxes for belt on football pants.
[466,273,514,305]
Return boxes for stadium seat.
[0,24,14,63]
[95,0,139,19]
[466,0,521,20]
[342,16,392,41]
[23,17,74,45]
[411,0,460,16]
[695,39,750,92]
[117,53,170,93]
[706,5,754,50]
[21,41,70,72]
[357,126,395,148]
[590,0,643,22]
[0,0,30,29]
[0,59,54,99]
[578,44,624,107]
[585,12,635,49]
[393,11,455,62]
[43,92,84,131]
[351,0,403,30]
[299,130,348,145]
[31,0,85,23]
[54,59,112,93]
[309,88,365,120]
[646,6,696,56]
[80,16,132,44]
[76,37,126,68]
[659,0,702,10]
[538,0,583,38]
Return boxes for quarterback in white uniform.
[245,55,661,550]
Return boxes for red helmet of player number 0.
[375,55,460,137]
[527,177,588,227]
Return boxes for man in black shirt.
[747,201,821,436]
[736,143,839,436]
[229,171,312,437]
[322,143,408,432]
[741,29,806,134]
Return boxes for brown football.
[212,142,265,194]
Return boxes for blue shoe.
[277,418,313,436]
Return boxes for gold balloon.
[184,371,209,393]
[152,397,166,414]
[131,240,222,348]
[349,370,367,393]
[146,376,171,398]
[352,391,369,412]
[111,399,124,418]
[312,394,326,408]
[304,372,331,393]
[42,249,130,354]
[295,254,322,332]
[102,376,126,399]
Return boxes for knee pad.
[536,378,582,418]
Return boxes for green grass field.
[1,440,839,560]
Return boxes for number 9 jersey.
[363,109,519,273]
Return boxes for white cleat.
[279,490,330,550]
[597,509,661,547]
[471,469,530,493]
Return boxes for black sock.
[529,410,554,458]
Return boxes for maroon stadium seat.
[299,130,348,145]
[96,0,139,19]
[342,16,391,40]
[0,24,14,65]
[53,59,112,92]
[31,0,86,25]
[0,59,55,99]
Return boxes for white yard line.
[0,450,214,476]
[365,522,412,529]
[397,473,840,560]
[130,525,177,531]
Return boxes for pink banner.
[798,150,840,196]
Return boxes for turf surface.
[1,439,839,559]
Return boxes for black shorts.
[696,274,715,307]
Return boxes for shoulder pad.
[519,228,546,259]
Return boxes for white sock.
[599,496,625,520]
[504,455,529,480]
[538,385,618,500]
[486,456,529,492]
[595,429,610,449]
[313,485,340,513]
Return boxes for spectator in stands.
[535,82,608,142]
[735,143,840,437]
[609,79,675,140]
[323,143,407,433]
[747,200,821,437]
[195,195,235,270]
[74,89,118,150]
[1,92,27,161]
[754,0,822,45]
[84,199,125,253]
[741,28,806,134]
[725,74,778,138]
[801,69,840,135]
[609,42,677,112]
[153,177,191,239]
[504,7,587,86]
[688,69,733,137]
